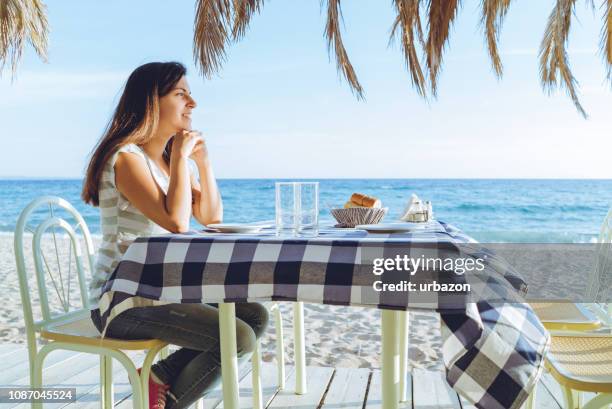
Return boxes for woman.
[82,62,268,409]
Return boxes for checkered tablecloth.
[98,221,549,409]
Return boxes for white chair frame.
[15,196,297,408]
[14,196,172,408]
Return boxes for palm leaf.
[232,0,263,40]
[390,0,427,96]
[602,0,611,81]
[324,0,364,99]
[481,0,512,77]
[0,0,48,77]
[425,0,460,95]
[539,0,586,118]
[193,0,232,78]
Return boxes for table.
[99,221,550,409]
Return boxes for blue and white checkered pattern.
[98,221,549,409]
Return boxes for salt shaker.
[425,201,433,221]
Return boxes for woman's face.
[159,76,197,133]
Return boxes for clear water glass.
[275,182,319,237]
[275,182,299,237]
[297,182,319,237]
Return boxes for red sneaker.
[137,368,171,409]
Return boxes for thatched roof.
[192,0,611,118]
[0,0,48,77]
[2,1,609,117]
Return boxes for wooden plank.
[412,368,461,409]
[539,372,566,408]
[320,367,370,409]
[0,349,77,385]
[364,370,382,409]
[539,371,597,409]
[518,379,563,409]
[0,343,23,357]
[59,367,133,409]
[113,355,254,409]
[457,376,563,409]
[9,350,94,388]
[8,354,100,409]
[8,350,145,409]
[218,363,295,409]
[11,364,104,409]
[364,370,412,409]
[267,366,334,409]
[60,351,146,409]
[0,347,31,375]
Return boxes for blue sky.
[0,0,610,178]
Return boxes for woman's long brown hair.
[81,62,187,206]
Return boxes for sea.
[2,179,611,243]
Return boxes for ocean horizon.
[2,178,611,243]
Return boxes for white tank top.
[88,143,193,309]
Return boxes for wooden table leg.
[382,310,400,409]
[293,301,307,394]
[219,302,240,409]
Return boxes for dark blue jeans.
[92,303,268,409]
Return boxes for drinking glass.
[297,182,319,237]
[275,182,319,237]
[275,182,298,237]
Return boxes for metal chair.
[15,196,295,408]
[14,195,169,408]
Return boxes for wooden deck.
[0,343,572,409]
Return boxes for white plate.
[355,222,431,233]
[206,223,266,234]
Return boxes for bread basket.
[330,207,388,228]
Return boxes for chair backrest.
[587,206,612,327]
[14,196,95,354]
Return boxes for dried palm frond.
[481,0,512,77]
[539,0,586,118]
[390,0,428,97]
[193,0,232,78]
[0,0,48,77]
[425,0,460,95]
[602,0,611,81]
[586,0,597,11]
[232,0,263,40]
[324,0,364,99]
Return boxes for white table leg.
[219,302,240,409]
[399,310,409,402]
[252,341,263,409]
[273,305,286,390]
[382,310,400,409]
[293,302,307,394]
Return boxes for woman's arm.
[188,137,223,225]
[115,132,198,233]
[114,153,190,233]
[164,150,192,230]
[191,160,223,225]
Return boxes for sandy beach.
[0,233,444,370]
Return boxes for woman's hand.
[189,136,209,166]
[173,130,201,158]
